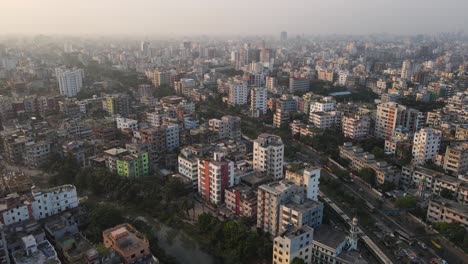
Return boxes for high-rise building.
[443,143,468,176]
[208,116,242,141]
[257,180,303,236]
[280,31,288,42]
[401,60,413,79]
[253,133,284,180]
[55,67,84,97]
[228,80,249,106]
[272,226,314,264]
[250,87,268,118]
[266,76,278,92]
[375,102,424,139]
[198,152,234,205]
[412,128,442,165]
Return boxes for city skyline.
[1,0,467,36]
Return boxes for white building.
[342,113,370,139]
[309,111,342,129]
[0,194,31,226]
[178,148,199,190]
[412,128,442,165]
[273,226,314,264]
[116,117,139,131]
[253,133,284,180]
[55,67,84,97]
[338,72,349,86]
[250,87,268,118]
[286,167,321,201]
[401,60,413,79]
[228,80,248,106]
[31,185,78,220]
[309,97,336,113]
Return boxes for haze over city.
[1,0,468,36]
[0,1,467,264]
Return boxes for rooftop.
[12,240,61,264]
[431,197,468,214]
[313,225,347,249]
[104,148,129,156]
[103,223,149,253]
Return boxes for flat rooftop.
[283,199,323,213]
[313,225,347,249]
[12,240,61,264]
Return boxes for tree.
[371,146,386,160]
[395,195,417,209]
[292,257,306,264]
[358,168,376,187]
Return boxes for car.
[417,241,427,249]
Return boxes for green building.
[116,152,149,177]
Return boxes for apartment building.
[257,180,304,236]
[31,185,79,220]
[318,69,334,82]
[375,102,424,139]
[289,77,310,93]
[55,66,84,97]
[103,94,130,117]
[198,152,235,205]
[0,193,31,226]
[103,223,154,264]
[24,140,53,168]
[412,128,442,165]
[384,127,413,155]
[309,111,342,129]
[273,226,314,264]
[228,80,248,106]
[208,115,242,141]
[116,117,139,131]
[309,97,336,113]
[340,143,400,185]
[178,148,199,190]
[104,148,130,173]
[443,143,468,176]
[427,197,468,229]
[225,185,257,218]
[116,152,149,178]
[253,133,284,180]
[153,70,171,87]
[279,197,323,234]
[342,113,370,139]
[250,87,268,118]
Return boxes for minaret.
[347,217,359,251]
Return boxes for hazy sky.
[1,0,467,36]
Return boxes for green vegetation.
[398,97,445,112]
[357,168,377,187]
[195,213,272,264]
[300,128,344,158]
[217,68,243,77]
[395,195,417,209]
[433,222,468,253]
[291,257,306,264]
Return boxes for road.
[293,140,467,264]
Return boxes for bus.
[364,201,375,212]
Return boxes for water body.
[152,221,216,264]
